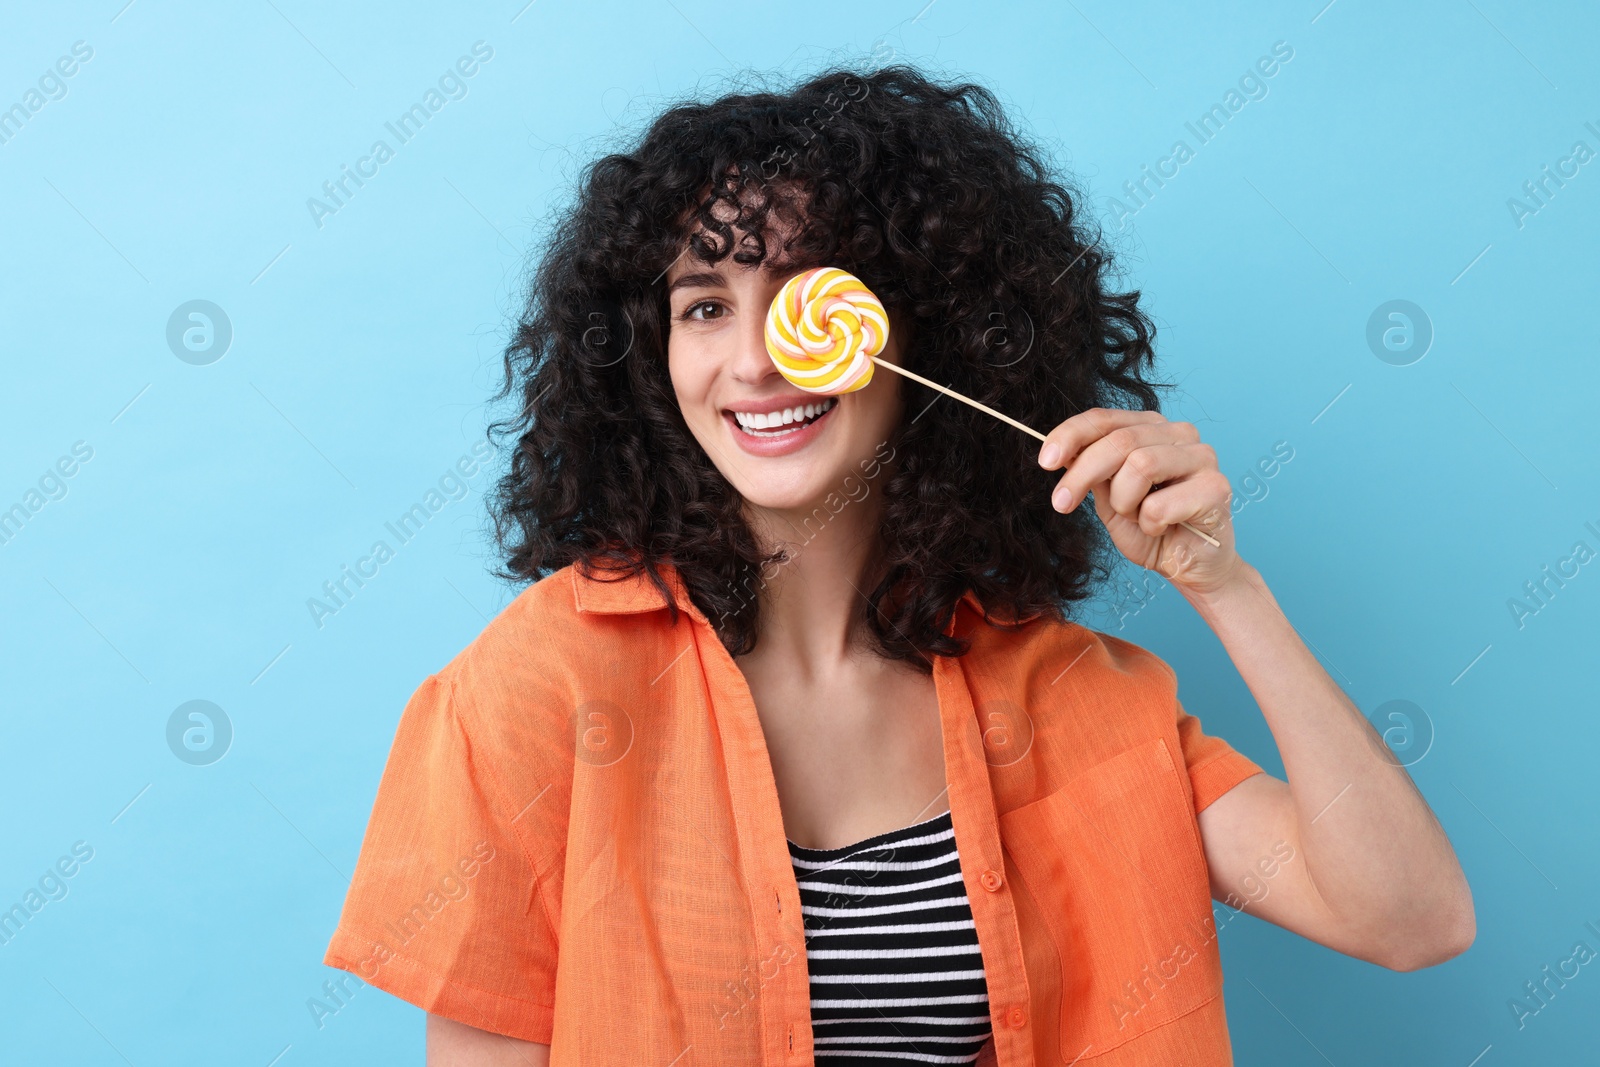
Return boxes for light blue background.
[3,0,1596,1063]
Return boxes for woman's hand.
[1037,408,1241,595]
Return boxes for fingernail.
[1053,485,1073,511]
[1039,442,1061,468]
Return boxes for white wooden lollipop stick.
[866,355,1223,549]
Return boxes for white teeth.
[733,397,835,433]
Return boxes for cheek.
[861,333,907,430]
[666,342,706,405]
[667,343,729,443]
[857,377,903,436]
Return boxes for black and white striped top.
[788,809,994,1064]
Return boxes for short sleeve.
[1176,698,1265,814]
[324,670,558,1044]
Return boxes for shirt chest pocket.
[998,737,1223,1060]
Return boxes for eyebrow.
[666,270,725,295]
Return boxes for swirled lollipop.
[760,265,1224,549]
[764,267,888,396]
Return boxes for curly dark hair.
[487,61,1170,667]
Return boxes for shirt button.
[1006,1005,1028,1029]
[980,869,1004,892]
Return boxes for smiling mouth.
[727,397,837,437]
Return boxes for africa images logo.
[306,41,494,230]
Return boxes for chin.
[736,479,834,515]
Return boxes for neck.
[739,489,889,673]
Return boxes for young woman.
[325,65,1473,1066]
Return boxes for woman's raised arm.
[427,1013,551,1067]
[1037,406,1474,971]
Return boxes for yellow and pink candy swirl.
[764,267,889,395]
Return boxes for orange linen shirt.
[325,558,1266,1065]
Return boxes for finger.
[1089,477,1115,528]
[1136,470,1233,539]
[1105,440,1217,519]
[1037,408,1168,471]
[1049,421,1199,511]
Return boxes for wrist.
[1176,558,1264,616]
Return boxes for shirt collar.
[570,557,696,616]
[571,557,1045,628]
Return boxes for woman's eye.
[679,300,726,322]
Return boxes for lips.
[723,398,838,457]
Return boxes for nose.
[731,289,782,386]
